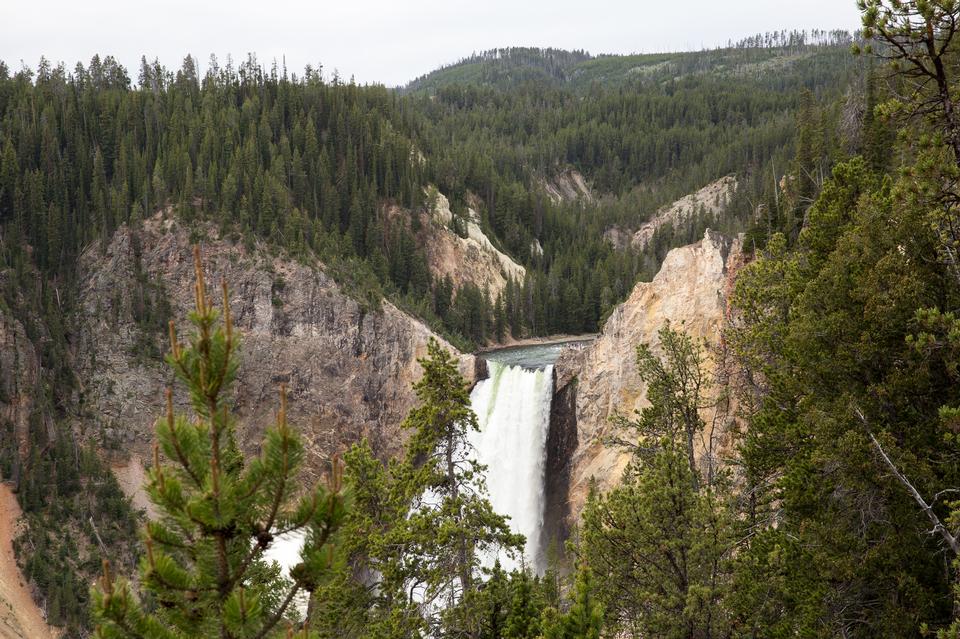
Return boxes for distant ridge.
[404,29,856,92]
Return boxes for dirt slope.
[0,485,55,639]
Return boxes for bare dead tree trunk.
[854,405,960,555]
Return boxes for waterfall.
[262,348,563,587]
[468,360,553,574]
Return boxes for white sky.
[2,0,863,87]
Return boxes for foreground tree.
[727,153,960,635]
[580,324,734,638]
[540,568,603,639]
[859,0,960,285]
[858,0,960,161]
[321,339,523,638]
[92,249,348,639]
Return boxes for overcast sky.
[2,0,863,87]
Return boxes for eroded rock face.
[632,176,737,249]
[602,176,738,251]
[541,353,583,559]
[422,191,526,298]
[555,229,745,522]
[76,213,474,487]
[541,169,594,205]
[0,485,56,639]
[0,309,40,487]
[0,296,52,638]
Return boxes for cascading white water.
[263,342,578,586]
[468,360,553,574]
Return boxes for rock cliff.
[604,176,738,251]
[75,212,475,491]
[540,169,594,204]
[390,190,525,299]
[541,357,581,559]
[553,229,746,522]
[0,309,55,639]
[0,311,39,488]
[631,176,737,249]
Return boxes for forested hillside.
[406,33,862,338]
[406,31,852,92]
[0,31,861,356]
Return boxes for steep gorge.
[75,212,476,496]
[0,212,751,639]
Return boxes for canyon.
[0,28,912,636]
[0,189,747,634]
[253,226,749,581]
[75,212,478,485]
[465,227,749,567]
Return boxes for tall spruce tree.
[92,248,348,639]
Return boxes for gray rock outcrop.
[75,213,475,488]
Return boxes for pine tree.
[401,339,522,635]
[503,570,544,638]
[337,339,523,638]
[92,248,349,639]
[493,294,506,343]
[862,66,892,174]
[579,324,734,637]
[0,137,18,220]
[540,568,602,639]
[727,150,960,634]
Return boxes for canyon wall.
[75,212,476,489]
[0,295,53,639]
[551,229,746,525]
[0,311,40,488]
[387,191,526,299]
[0,485,55,639]
[604,176,738,250]
[540,169,594,205]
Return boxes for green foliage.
[540,568,603,639]
[0,35,865,354]
[314,339,524,638]
[407,35,861,342]
[0,22,941,638]
[727,139,960,635]
[0,248,140,638]
[14,435,140,638]
[581,324,734,638]
[92,251,349,639]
